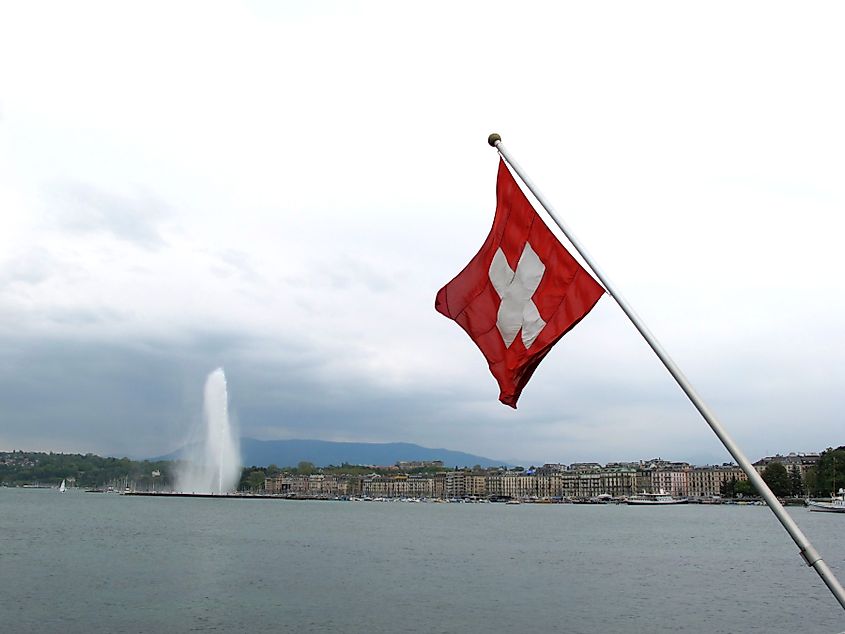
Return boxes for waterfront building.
[444,471,467,498]
[599,468,638,497]
[264,473,306,495]
[407,475,434,498]
[515,473,539,498]
[641,461,691,496]
[575,472,602,498]
[264,473,352,497]
[634,469,652,494]
[535,474,554,498]
[650,468,689,496]
[753,453,819,482]
[363,474,400,498]
[687,465,747,497]
[433,472,446,499]
[487,471,537,499]
[261,451,818,501]
[360,474,434,498]
[346,475,363,497]
[557,472,578,498]
[361,474,387,498]
[465,473,487,498]
[484,471,505,498]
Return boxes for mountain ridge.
[154,438,512,469]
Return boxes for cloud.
[0,329,460,459]
[0,2,843,468]
[210,249,264,284]
[0,309,838,468]
[44,182,170,249]
[0,332,256,457]
[0,247,58,286]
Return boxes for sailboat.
[59,479,66,493]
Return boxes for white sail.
[59,479,66,493]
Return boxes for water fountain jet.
[175,368,241,494]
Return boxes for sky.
[1,1,843,466]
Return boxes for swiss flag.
[435,159,604,407]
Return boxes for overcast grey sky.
[1,1,843,465]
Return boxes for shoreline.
[120,491,810,506]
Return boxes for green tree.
[761,462,791,497]
[0,450,175,489]
[720,477,737,498]
[297,461,316,475]
[789,466,804,497]
[735,479,754,497]
[814,447,845,496]
[803,467,818,496]
[246,469,266,491]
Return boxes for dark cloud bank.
[0,330,458,460]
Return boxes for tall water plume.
[175,368,241,494]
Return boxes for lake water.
[1,488,843,633]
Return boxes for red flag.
[435,159,604,407]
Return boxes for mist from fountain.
[175,368,241,494]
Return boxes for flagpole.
[488,133,845,610]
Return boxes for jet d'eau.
[174,368,241,495]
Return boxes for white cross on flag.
[435,160,604,407]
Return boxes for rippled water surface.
[1,488,843,633]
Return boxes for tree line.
[0,451,175,489]
[720,446,845,498]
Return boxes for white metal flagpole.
[487,133,845,611]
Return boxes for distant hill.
[155,438,510,469]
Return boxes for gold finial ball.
[487,133,502,147]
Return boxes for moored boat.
[624,490,688,505]
[807,489,845,513]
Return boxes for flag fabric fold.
[435,159,604,407]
